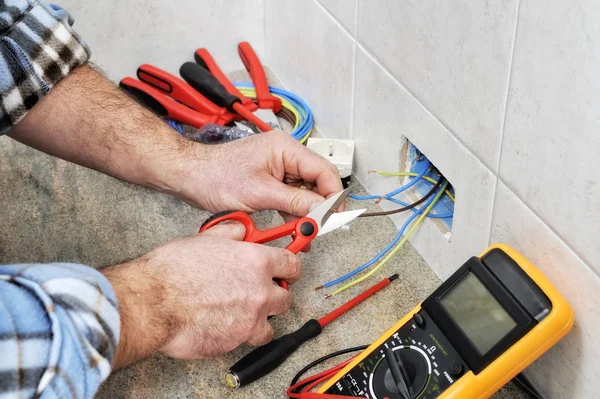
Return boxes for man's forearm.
[8,64,201,195]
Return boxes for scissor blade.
[305,188,351,231]
[317,209,366,236]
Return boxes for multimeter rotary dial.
[370,345,431,399]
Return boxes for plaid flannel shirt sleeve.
[0,263,120,399]
[0,0,90,134]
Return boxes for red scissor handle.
[137,64,235,125]
[119,77,219,128]
[194,48,258,112]
[199,211,318,290]
[238,42,282,113]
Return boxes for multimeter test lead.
[224,274,399,389]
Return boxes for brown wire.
[358,178,444,217]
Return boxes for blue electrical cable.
[321,181,446,289]
[350,160,431,201]
[164,83,313,143]
[234,83,313,142]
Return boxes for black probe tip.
[389,274,400,282]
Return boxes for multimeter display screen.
[440,272,517,354]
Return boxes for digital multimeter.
[318,244,573,399]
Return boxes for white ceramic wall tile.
[353,47,496,279]
[357,0,519,171]
[500,0,600,269]
[264,0,355,139]
[491,182,599,399]
[55,0,264,80]
[317,0,357,34]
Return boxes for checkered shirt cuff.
[0,1,91,134]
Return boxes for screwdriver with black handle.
[225,274,399,388]
[179,62,273,132]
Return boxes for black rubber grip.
[200,210,236,231]
[229,319,322,387]
[180,62,241,112]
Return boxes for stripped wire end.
[323,293,332,300]
[375,195,386,204]
[367,170,378,174]
[314,285,324,291]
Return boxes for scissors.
[199,188,365,289]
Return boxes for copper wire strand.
[358,178,444,217]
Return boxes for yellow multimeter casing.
[318,244,574,399]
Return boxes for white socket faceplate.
[307,138,355,179]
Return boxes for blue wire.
[350,160,431,201]
[164,83,313,142]
[234,83,313,142]
[322,182,446,289]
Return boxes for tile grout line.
[488,0,522,246]
[348,0,360,140]
[496,175,599,279]
[273,0,595,274]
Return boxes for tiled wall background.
[56,0,265,81]
[53,0,600,396]
[265,1,599,397]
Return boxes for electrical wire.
[289,346,544,399]
[349,160,431,201]
[165,84,313,143]
[358,178,443,217]
[370,170,455,202]
[512,373,545,399]
[317,180,447,290]
[289,345,369,393]
[326,180,448,298]
[235,83,313,143]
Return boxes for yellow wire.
[237,87,312,144]
[327,181,449,298]
[372,171,455,202]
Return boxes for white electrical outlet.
[307,138,355,180]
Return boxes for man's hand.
[9,65,343,219]
[174,130,343,218]
[102,223,301,369]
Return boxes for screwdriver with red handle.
[180,62,273,132]
[224,274,399,389]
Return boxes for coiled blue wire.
[350,160,431,201]
[321,181,446,289]
[234,83,313,142]
[165,83,313,142]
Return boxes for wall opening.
[399,140,455,235]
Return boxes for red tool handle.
[238,42,282,113]
[180,62,273,132]
[199,211,318,289]
[137,64,235,125]
[194,48,258,112]
[119,77,219,128]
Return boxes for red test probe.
[224,274,399,389]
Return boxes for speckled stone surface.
[0,69,526,399]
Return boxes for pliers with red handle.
[199,188,365,290]
[120,65,253,130]
[194,42,282,130]
[119,77,221,128]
